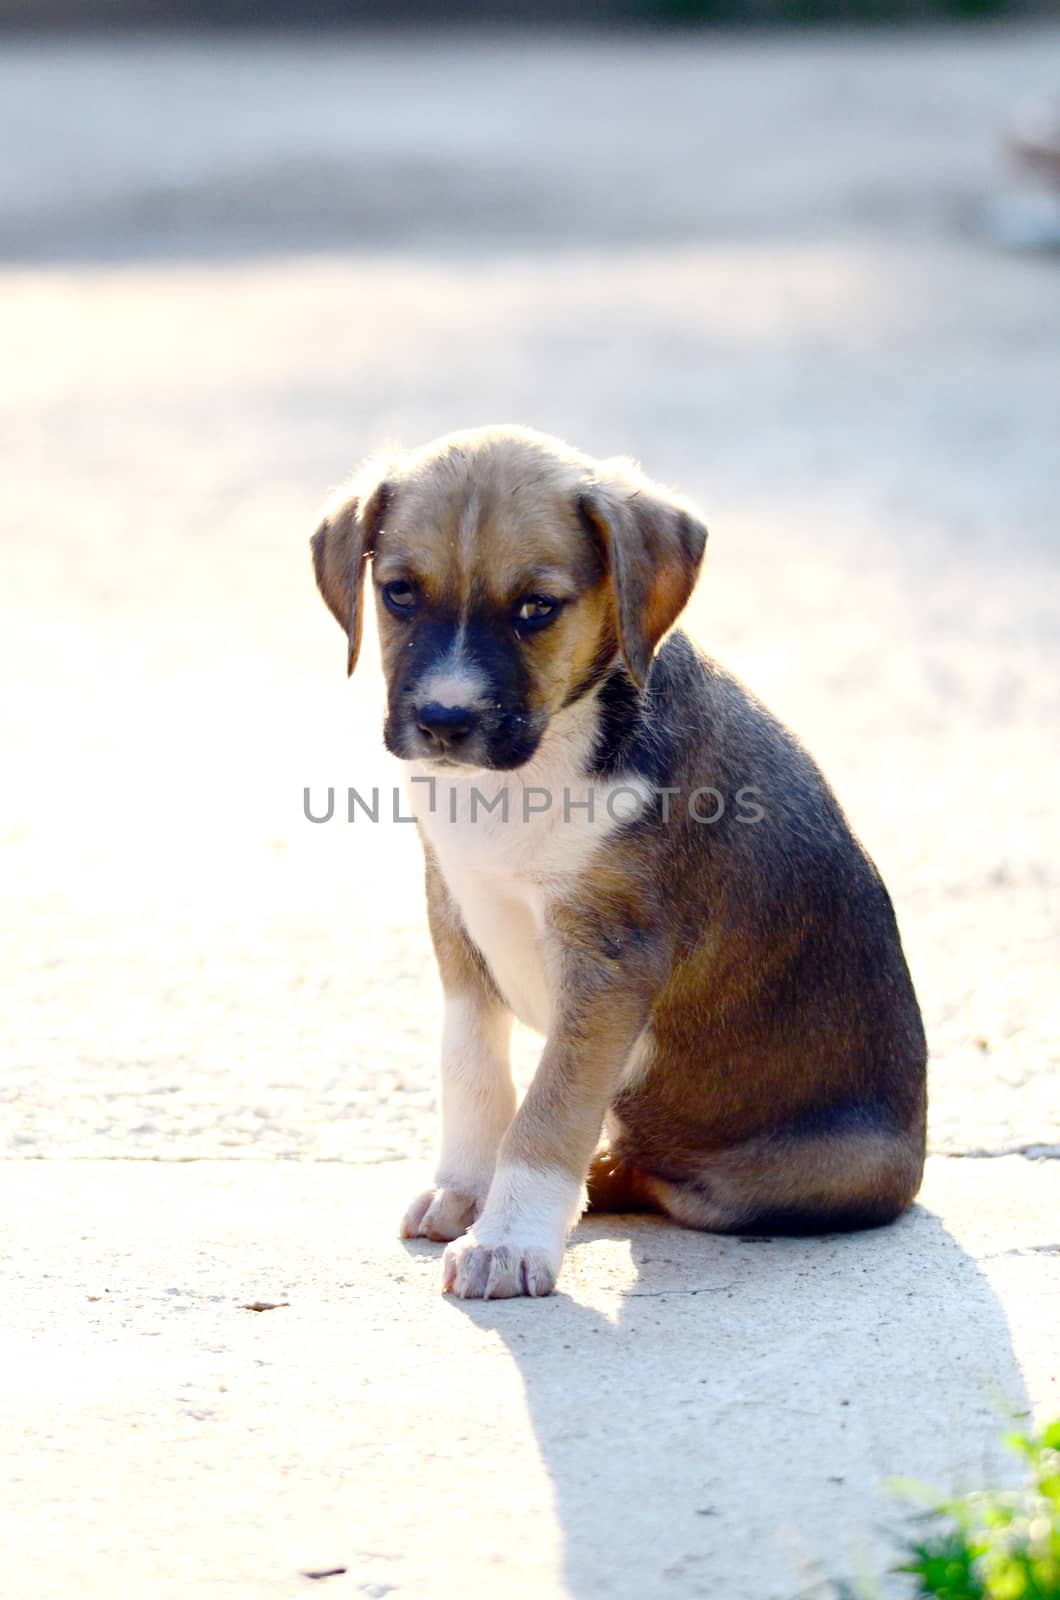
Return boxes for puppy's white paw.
[441,1234,559,1299]
[400,1187,480,1243]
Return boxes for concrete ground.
[4,1159,1060,1600]
[1,23,1058,1599]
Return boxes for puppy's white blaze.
[456,492,481,625]
[435,993,516,1200]
[473,1161,584,1259]
[415,665,489,712]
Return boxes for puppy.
[311,425,927,1300]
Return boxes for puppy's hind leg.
[642,1111,925,1237]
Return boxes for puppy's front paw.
[441,1234,559,1299]
[400,1187,480,1243]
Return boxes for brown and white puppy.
[311,425,927,1300]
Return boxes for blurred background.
[5,0,1059,24]
[1,12,1058,1173]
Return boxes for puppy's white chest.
[409,743,647,1035]
[410,775,566,1035]
[442,860,552,1034]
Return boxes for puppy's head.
[310,426,707,771]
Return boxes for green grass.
[828,1421,1060,1600]
[896,1421,1060,1598]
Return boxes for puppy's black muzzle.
[415,701,479,754]
[383,608,543,769]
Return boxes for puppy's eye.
[382,581,417,616]
[514,595,562,632]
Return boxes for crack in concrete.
[622,1285,738,1298]
[2,1148,1057,1167]
[988,1244,1060,1258]
[938,1144,1060,1161]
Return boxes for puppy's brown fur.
[311,426,927,1298]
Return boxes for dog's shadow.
[434,1206,1027,1599]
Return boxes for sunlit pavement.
[1,26,1058,1598]
[2,1158,1058,1599]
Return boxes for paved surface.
[1,25,1058,1599]
[3,1159,1059,1600]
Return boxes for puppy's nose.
[416,701,478,749]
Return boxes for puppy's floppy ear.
[577,462,707,689]
[310,474,391,677]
